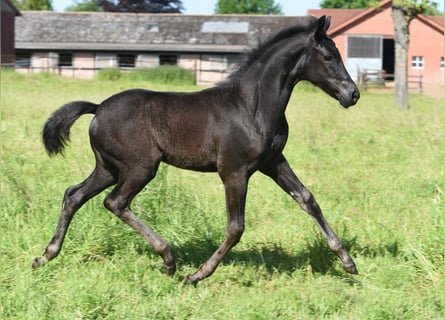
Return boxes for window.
[118,54,135,68]
[159,54,178,66]
[147,24,159,32]
[201,21,249,33]
[347,36,381,58]
[411,56,424,69]
[441,57,444,70]
[58,53,73,67]
[15,52,31,67]
[209,56,227,71]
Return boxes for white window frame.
[411,56,424,69]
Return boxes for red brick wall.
[330,8,444,85]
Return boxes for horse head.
[303,16,360,108]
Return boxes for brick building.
[309,0,444,85]
[14,1,444,86]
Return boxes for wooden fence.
[358,69,423,93]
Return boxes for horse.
[33,15,360,284]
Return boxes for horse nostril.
[351,90,360,104]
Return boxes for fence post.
[419,75,423,94]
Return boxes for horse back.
[91,88,281,173]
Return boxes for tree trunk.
[392,5,410,109]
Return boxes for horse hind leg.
[33,164,116,269]
[103,166,176,275]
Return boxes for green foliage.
[393,0,440,18]
[98,0,184,13]
[13,0,52,10]
[66,0,102,12]
[320,0,375,9]
[96,66,195,85]
[215,0,283,14]
[1,71,444,319]
[320,0,442,15]
[422,1,443,15]
[124,66,195,85]
[97,67,122,81]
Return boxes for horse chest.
[229,129,287,167]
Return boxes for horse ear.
[314,15,331,40]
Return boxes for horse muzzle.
[338,84,360,108]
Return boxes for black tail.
[43,101,98,156]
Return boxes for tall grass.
[1,70,444,319]
[97,66,196,85]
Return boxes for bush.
[97,68,121,81]
[125,66,195,85]
[96,66,195,85]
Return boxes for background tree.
[98,0,183,13]
[421,1,441,15]
[320,0,441,14]
[66,0,101,11]
[215,0,283,15]
[392,0,432,109]
[12,0,53,10]
[320,0,373,9]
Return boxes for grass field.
[1,69,444,319]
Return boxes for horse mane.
[221,16,318,85]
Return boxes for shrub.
[125,66,195,85]
[97,68,121,81]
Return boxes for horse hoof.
[32,256,47,269]
[184,274,201,286]
[163,263,176,276]
[343,263,358,275]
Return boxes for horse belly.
[159,133,218,172]
[163,155,217,172]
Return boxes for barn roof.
[15,11,312,53]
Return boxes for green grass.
[97,66,196,85]
[1,69,444,319]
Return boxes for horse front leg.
[261,153,358,275]
[185,171,247,284]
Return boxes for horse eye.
[324,54,333,61]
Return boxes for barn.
[14,11,300,84]
[14,1,444,86]
[309,0,444,86]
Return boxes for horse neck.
[238,40,307,132]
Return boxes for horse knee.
[62,185,84,212]
[103,194,128,216]
[227,223,244,243]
